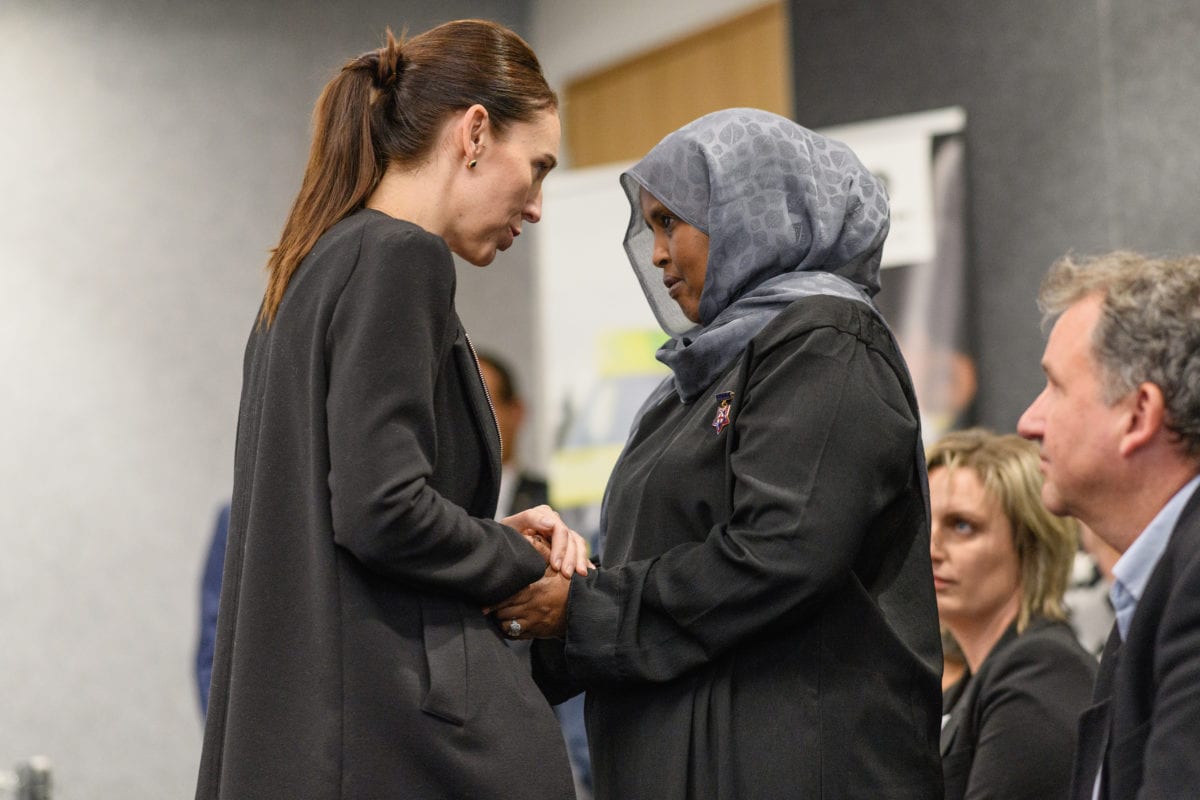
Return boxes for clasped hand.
[484,505,589,639]
[501,505,590,579]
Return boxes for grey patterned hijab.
[620,108,890,401]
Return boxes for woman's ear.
[457,103,490,164]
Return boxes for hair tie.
[376,46,404,89]
[343,47,403,91]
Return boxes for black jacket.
[536,295,944,799]
[940,617,1096,799]
[196,210,573,799]
[1071,482,1200,799]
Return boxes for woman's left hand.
[502,505,592,578]
[487,566,571,639]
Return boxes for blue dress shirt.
[1110,475,1200,641]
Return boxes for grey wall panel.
[791,0,1198,432]
[1105,0,1200,252]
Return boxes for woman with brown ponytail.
[195,20,583,800]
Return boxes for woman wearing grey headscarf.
[495,108,943,799]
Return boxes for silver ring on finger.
[506,619,522,638]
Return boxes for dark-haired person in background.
[476,351,550,517]
[476,350,593,799]
[195,20,589,800]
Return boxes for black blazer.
[1070,482,1200,800]
[196,210,573,799]
[511,472,550,515]
[941,617,1096,800]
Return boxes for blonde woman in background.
[931,428,1096,799]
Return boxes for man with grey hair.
[1017,251,1200,800]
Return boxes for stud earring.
[467,159,478,169]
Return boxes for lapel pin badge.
[712,391,735,435]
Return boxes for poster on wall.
[532,107,971,551]
[820,107,974,439]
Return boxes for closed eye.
[534,155,558,181]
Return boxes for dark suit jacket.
[1070,482,1200,800]
[940,618,1096,800]
[196,210,573,799]
[512,472,549,513]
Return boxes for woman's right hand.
[501,505,591,578]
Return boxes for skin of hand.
[502,504,590,578]
[488,565,571,639]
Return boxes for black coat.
[1071,482,1200,800]
[940,618,1096,800]
[535,296,944,799]
[196,210,574,799]
[512,473,550,515]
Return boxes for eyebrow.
[941,505,987,520]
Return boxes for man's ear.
[1118,382,1167,457]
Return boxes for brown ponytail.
[259,21,557,327]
